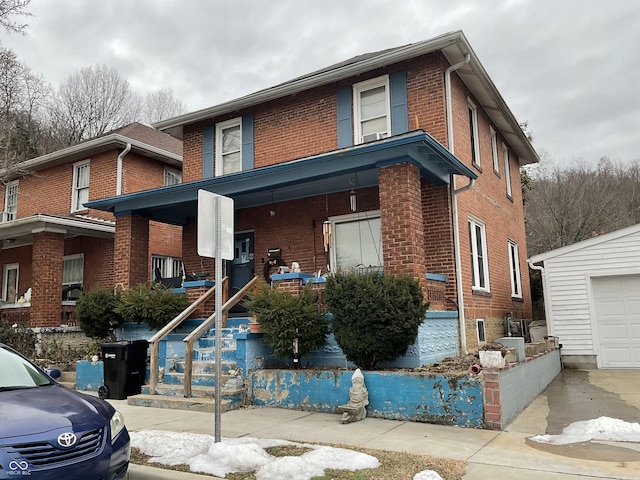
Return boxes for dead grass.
[131,442,467,480]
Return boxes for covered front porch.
[0,214,115,327]
[86,130,476,308]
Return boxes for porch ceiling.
[86,131,476,226]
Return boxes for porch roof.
[86,130,476,226]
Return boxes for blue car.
[0,343,130,479]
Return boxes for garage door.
[593,275,640,368]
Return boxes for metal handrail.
[182,275,261,397]
[148,278,226,394]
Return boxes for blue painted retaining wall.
[75,360,103,391]
[249,369,484,428]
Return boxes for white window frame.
[152,255,183,279]
[71,160,90,212]
[476,318,486,344]
[468,217,490,292]
[2,263,18,303]
[503,143,512,198]
[353,75,391,145]
[508,240,522,298]
[4,180,18,221]
[215,117,242,177]
[490,127,499,174]
[328,210,383,273]
[62,254,84,287]
[468,99,480,167]
[164,168,182,186]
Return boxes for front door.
[230,231,254,293]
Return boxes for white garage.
[529,223,640,369]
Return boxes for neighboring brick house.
[88,31,537,354]
[0,122,183,327]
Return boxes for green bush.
[0,317,36,357]
[116,283,190,331]
[244,283,329,362]
[76,287,123,340]
[325,272,429,370]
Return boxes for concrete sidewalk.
[111,369,640,479]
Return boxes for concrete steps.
[127,316,251,412]
[127,394,231,413]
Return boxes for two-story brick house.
[0,122,183,327]
[88,31,537,354]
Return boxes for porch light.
[350,190,357,212]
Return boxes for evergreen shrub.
[325,272,429,370]
[76,287,123,340]
[244,283,329,362]
[116,283,190,331]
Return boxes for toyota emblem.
[57,432,77,447]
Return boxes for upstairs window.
[215,118,242,176]
[4,181,18,221]
[353,75,390,144]
[468,217,490,292]
[503,143,512,198]
[490,127,499,174]
[72,160,90,212]
[164,168,182,186]
[508,240,522,298]
[468,99,480,168]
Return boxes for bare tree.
[144,87,186,124]
[0,0,31,34]
[49,64,142,146]
[0,45,50,183]
[525,158,640,256]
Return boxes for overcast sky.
[1,0,638,166]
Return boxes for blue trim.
[425,273,447,282]
[241,114,254,170]
[336,87,352,148]
[426,310,459,319]
[85,131,477,220]
[271,272,315,281]
[203,126,214,178]
[182,280,215,288]
[390,71,408,135]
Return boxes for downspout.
[116,143,132,195]
[445,53,472,352]
[528,261,552,335]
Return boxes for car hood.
[0,384,114,438]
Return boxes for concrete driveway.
[506,369,640,463]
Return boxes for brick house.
[0,122,183,327]
[88,31,537,355]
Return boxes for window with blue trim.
[215,117,242,176]
[353,75,390,144]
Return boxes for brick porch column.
[114,214,149,288]
[31,229,65,327]
[378,162,427,284]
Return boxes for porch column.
[114,214,149,288]
[378,162,427,282]
[31,229,65,327]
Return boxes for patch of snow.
[130,430,380,479]
[529,416,640,445]
[413,471,444,480]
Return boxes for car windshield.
[0,346,53,389]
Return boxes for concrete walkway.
[111,369,640,479]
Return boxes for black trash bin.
[99,340,148,400]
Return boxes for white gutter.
[445,53,472,353]
[116,143,131,195]
[528,260,553,336]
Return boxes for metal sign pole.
[214,195,222,443]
